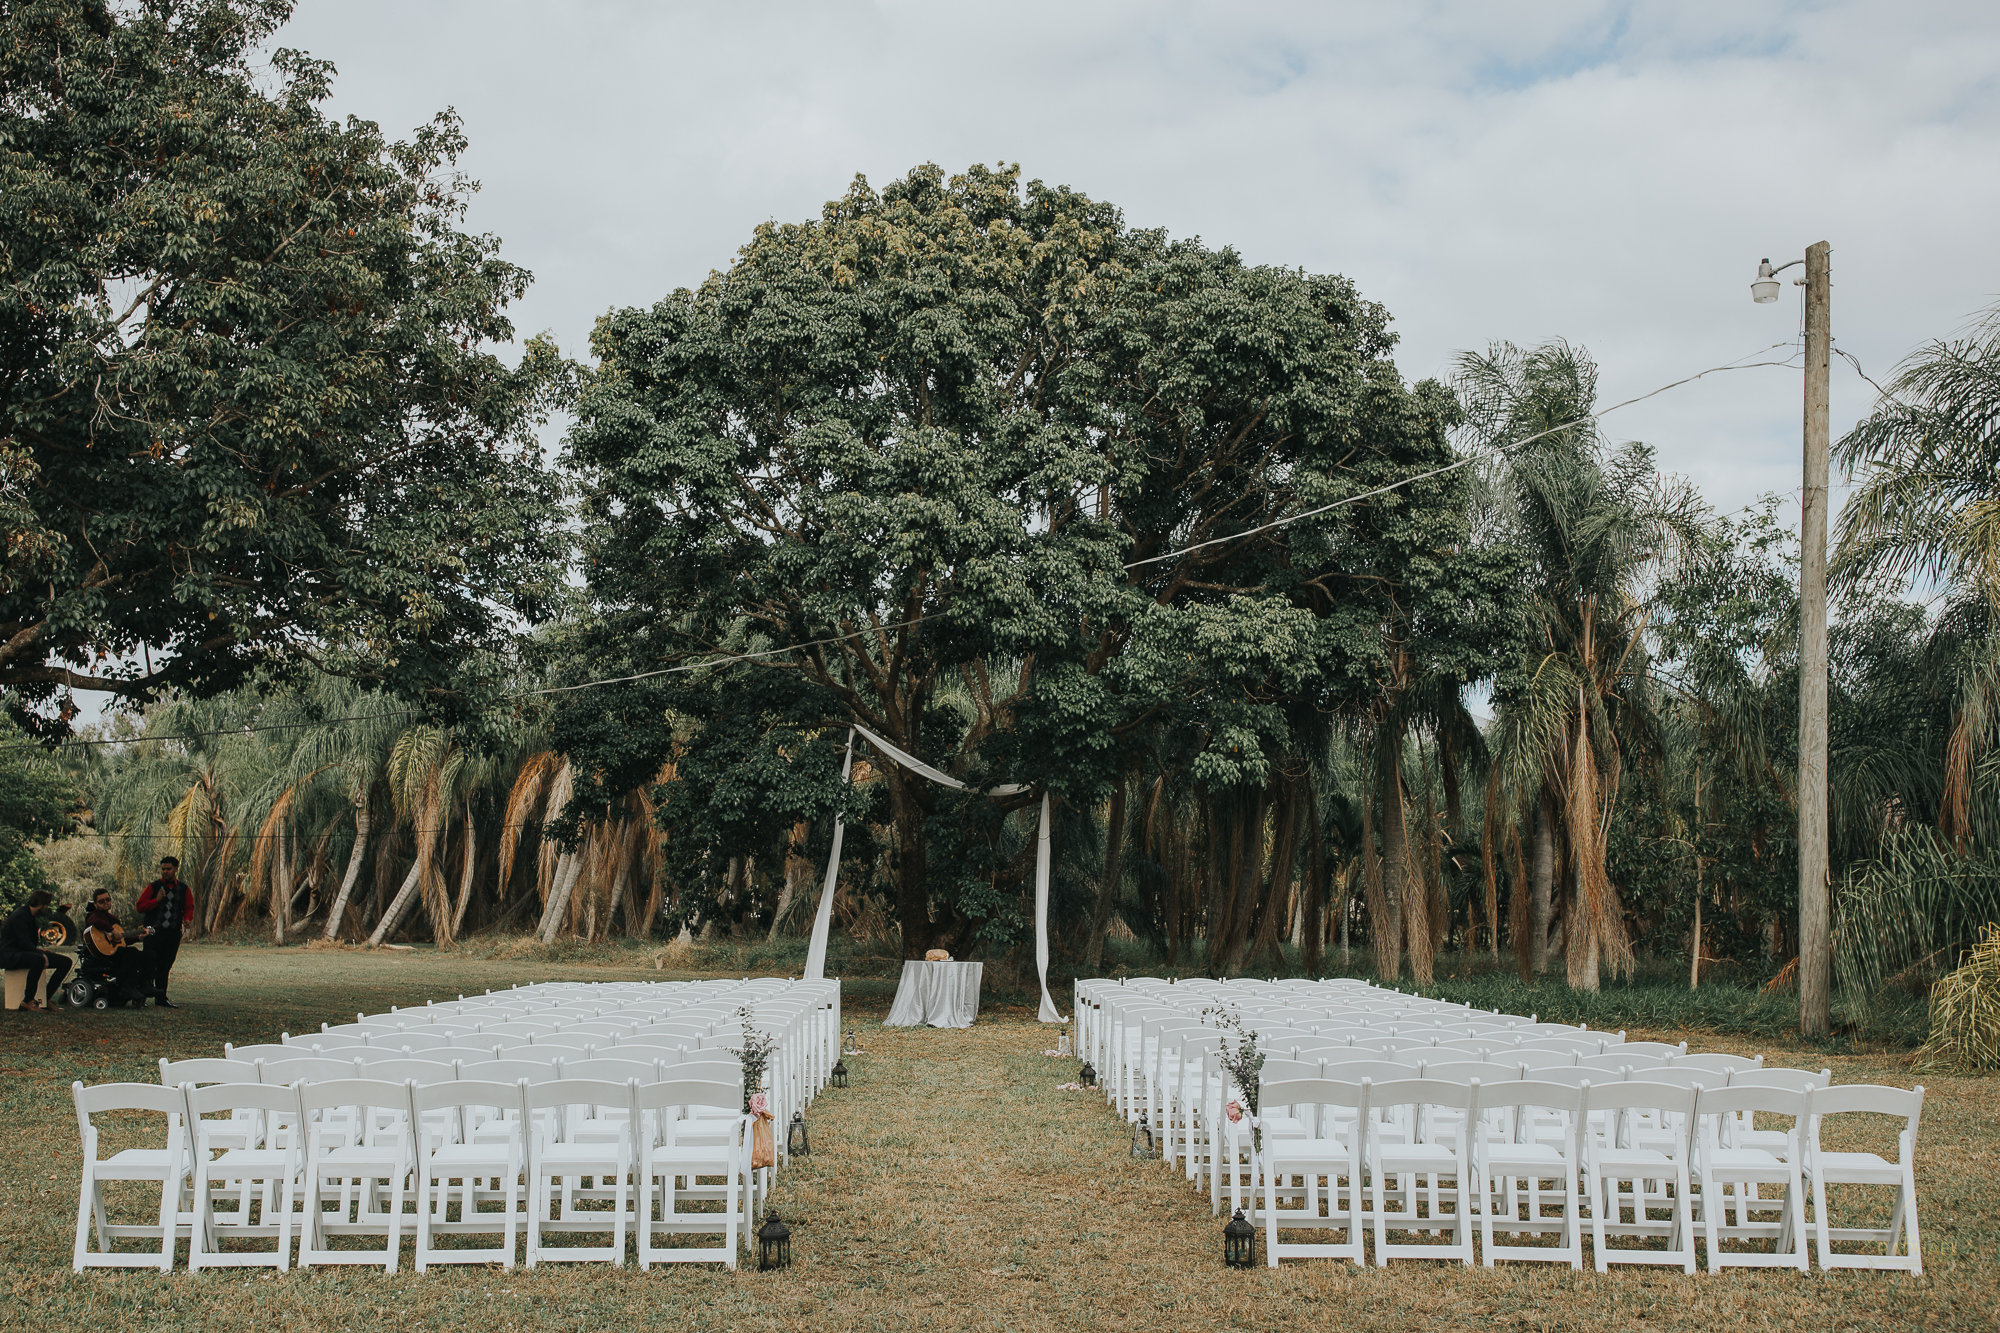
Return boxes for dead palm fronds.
[1916,922,2000,1072]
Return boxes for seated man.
[80,889,151,993]
[1,889,72,1011]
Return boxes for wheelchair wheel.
[65,977,93,1009]
[92,996,109,1010]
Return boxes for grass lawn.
[1,943,1994,1332]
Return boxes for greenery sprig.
[738,1006,778,1113]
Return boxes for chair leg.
[156,1169,179,1272]
[72,1170,95,1272]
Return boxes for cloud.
[276,0,2000,519]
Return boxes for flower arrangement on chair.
[1203,1004,1266,1151]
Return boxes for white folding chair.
[296,1079,415,1272]
[1804,1083,1924,1274]
[1256,1077,1367,1266]
[184,1081,300,1271]
[70,1082,189,1272]
[1694,1084,1808,1272]
[1472,1080,1585,1269]
[633,1077,752,1268]
[525,1078,633,1266]
[1363,1078,1477,1266]
[1583,1080,1697,1273]
[411,1079,529,1271]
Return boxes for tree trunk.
[272,817,292,944]
[1362,788,1393,979]
[368,860,422,947]
[450,805,478,939]
[1531,795,1554,975]
[1248,776,1302,973]
[1084,774,1129,973]
[538,849,584,944]
[1379,756,1411,982]
[890,776,933,958]
[1300,791,1326,974]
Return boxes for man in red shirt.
[135,857,194,1008]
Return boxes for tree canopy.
[0,0,565,734]
[556,163,1520,958]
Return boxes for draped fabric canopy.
[803,726,1067,1023]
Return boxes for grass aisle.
[0,947,1995,1332]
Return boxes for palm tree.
[291,681,402,941]
[1459,340,1695,991]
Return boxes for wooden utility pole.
[1798,240,1832,1039]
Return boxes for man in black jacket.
[2,890,71,1011]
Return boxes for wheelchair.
[64,946,151,1010]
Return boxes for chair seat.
[427,1142,516,1169]
[205,1148,291,1173]
[1265,1136,1357,1165]
[1479,1143,1566,1172]
[1589,1147,1676,1174]
[1373,1144,1458,1172]
[1810,1150,1900,1182]
[96,1148,183,1180]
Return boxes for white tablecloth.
[883,960,983,1028]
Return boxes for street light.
[1750,256,1801,304]
[1751,243,1833,1041]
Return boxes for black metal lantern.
[830,1058,848,1088]
[788,1110,810,1156]
[1078,1060,1097,1088]
[1223,1208,1256,1268]
[1130,1112,1157,1161]
[756,1207,792,1271]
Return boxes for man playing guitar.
[82,889,151,993]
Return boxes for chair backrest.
[525,1077,636,1120]
[160,1056,257,1086]
[1417,1059,1523,1084]
[352,1057,455,1085]
[1361,1076,1479,1115]
[73,1079,188,1123]
[1512,1050,1577,1071]
[1473,1078,1586,1118]
[258,1056,358,1085]
[491,1046,569,1066]
[1587,1078,1698,1118]
[1258,1076,1368,1116]
[673,1057,743,1084]
[411,1078,528,1124]
[1618,1067,1722,1091]
[603,1040,686,1062]
[1525,1064,1618,1088]
[224,1042,295,1063]
[1694,1083,1806,1123]
[1261,1056,1322,1085]
[185,1080,299,1122]
[1616,1040,1687,1058]
[558,1057,661,1084]
[632,1077,743,1117]
[1576,1051,1670,1074]
[1727,1066,1831,1093]
[296,1077,415,1120]
[1670,1052,1761,1074]
[456,1059,557,1084]
[1806,1082,1923,1122]
[1318,1058,1416,1084]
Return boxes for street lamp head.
[1751,258,1781,304]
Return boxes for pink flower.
[749,1092,769,1116]
[1225,1099,1243,1124]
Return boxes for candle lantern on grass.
[1223,1208,1256,1268]
[1078,1060,1097,1089]
[1130,1112,1157,1161]
[843,1029,860,1056]
[757,1208,792,1271]
[830,1058,849,1088]
[788,1110,811,1156]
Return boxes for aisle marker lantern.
[1223,1209,1256,1268]
[757,1208,792,1271]
[788,1110,811,1157]
[830,1058,849,1089]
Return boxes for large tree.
[0,0,564,732]
[559,163,1519,963]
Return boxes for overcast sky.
[273,0,2000,520]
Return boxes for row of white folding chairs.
[73,1075,754,1273]
[1156,1042,1811,1216]
[1226,1075,1923,1274]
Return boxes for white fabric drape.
[802,728,854,983]
[801,724,1066,1023]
